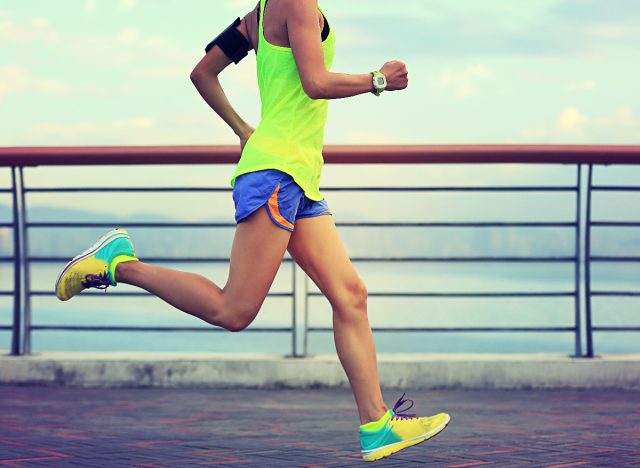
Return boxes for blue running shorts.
[232,169,332,232]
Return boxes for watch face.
[375,76,385,86]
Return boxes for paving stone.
[0,387,638,466]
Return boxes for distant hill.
[1,203,638,259]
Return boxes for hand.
[379,60,409,91]
[239,126,255,153]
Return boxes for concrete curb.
[1,353,639,389]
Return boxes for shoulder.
[242,2,260,28]
[240,2,260,47]
[284,0,318,14]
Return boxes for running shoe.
[359,393,450,462]
[55,227,138,301]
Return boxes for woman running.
[55,0,450,461]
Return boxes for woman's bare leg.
[287,215,388,425]
[115,206,291,331]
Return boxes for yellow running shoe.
[55,227,139,301]
[359,393,450,462]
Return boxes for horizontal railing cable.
[1,146,638,356]
[30,325,292,332]
[308,327,576,333]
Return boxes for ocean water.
[1,262,637,355]
[1,163,638,355]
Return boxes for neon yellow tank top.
[230,0,336,201]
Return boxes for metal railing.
[1,145,639,357]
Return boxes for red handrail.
[0,144,639,166]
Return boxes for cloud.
[35,80,67,95]
[29,17,49,28]
[557,107,588,133]
[114,117,153,129]
[83,0,97,14]
[517,70,558,85]
[343,0,640,59]
[440,64,493,98]
[0,65,68,99]
[0,65,29,97]
[517,106,640,144]
[117,29,139,44]
[59,26,194,72]
[597,107,640,131]
[117,0,137,10]
[567,80,596,92]
[27,121,103,141]
[516,72,597,95]
[550,0,640,26]
[0,15,59,42]
[23,118,157,144]
[17,113,233,146]
[590,24,632,39]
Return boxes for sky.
[0,0,639,219]
[1,0,640,147]
[0,1,639,353]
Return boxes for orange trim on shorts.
[267,183,294,230]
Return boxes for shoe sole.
[361,414,451,462]
[54,229,130,298]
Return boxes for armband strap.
[204,17,249,64]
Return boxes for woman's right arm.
[287,0,408,100]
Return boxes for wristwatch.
[371,71,387,96]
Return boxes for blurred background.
[1,0,639,355]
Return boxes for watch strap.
[371,71,383,96]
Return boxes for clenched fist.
[379,61,409,91]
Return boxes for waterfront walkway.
[1,386,638,466]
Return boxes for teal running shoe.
[55,227,138,301]
[359,393,450,462]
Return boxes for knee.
[351,279,368,310]
[333,277,368,315]
[216,299,258,332]
[225,318,251,332]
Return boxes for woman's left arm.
[190,9,257,146]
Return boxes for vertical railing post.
[19,168,31,355]
[573,164,582,357]
[584,164,594,357]
[291,260,309,357]
[10,167,22,356]
[303,274,309,357]
[291,260,297,357]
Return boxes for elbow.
[303,77,327,100]
[190,68,204,84]
[190,68,217,84]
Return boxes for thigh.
[223,205,292,321]
[287,214,364,308]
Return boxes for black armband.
[204,17,250,64]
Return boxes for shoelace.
[391,392,417,421]
[82,271,111,292]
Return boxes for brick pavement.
[0,386,638,466]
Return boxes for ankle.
[114,258,139,283]
[360,405,389,425]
